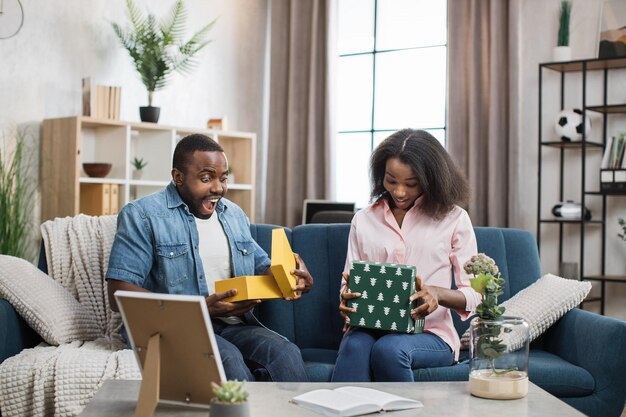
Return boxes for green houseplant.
[131,157,148,181]
[112,0,216,123]
[554,0,572,61]
[211,380,250,417]
[0,128,35,259]
[464,254,529,400]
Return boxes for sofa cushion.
[461,273,591,348]
[0,256,100,345]
[528,350,595,397]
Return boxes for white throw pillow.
[460,273,592,349]
[0,255,101,345]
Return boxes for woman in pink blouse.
[332,129,481,382]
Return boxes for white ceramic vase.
[552,46,572,62]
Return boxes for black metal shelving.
[537,56,626,315]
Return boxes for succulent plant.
[211,380,249,404]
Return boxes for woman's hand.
[339,272,361,332]
[409,275,440,319]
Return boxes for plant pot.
[552,46,571,62]
[139,106,160,123]
[132,169,143,180]
[469,316,529,400]
[210,402,250,417]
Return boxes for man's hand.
[206,289,260,317]
[409,275,439,319]
[339,272,361,332]
[286,253,314,300]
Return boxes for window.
[335,0,447,208]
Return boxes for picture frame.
[114,291,226,414]
[598,0,626,59]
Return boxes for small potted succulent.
[210,380,250,417]
[465,253,529,400]
[131,157,148,180]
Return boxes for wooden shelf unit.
[41,116,256,222]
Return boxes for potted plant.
[131,157,148,180]
[554,0,572,61]
[111,0,216,123]
[210,380,250,417]
[464,254,530,400]
[619,218,626,242]
[0,128,34,259]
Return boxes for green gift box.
[346,261,424,334]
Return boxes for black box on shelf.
[600,169,626,194]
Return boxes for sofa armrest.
[542,308,626,417]
[0,299,42,363]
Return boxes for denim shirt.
[106,182,271,296]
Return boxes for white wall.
[517,0,626,320]
[0,0,268,237]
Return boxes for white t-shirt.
[195,214,242,325]
[195,214,232,294]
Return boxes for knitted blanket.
[0,215,141,417]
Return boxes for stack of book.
[82,77,121,120]
[80,183,120,215]
[600,133,626,193]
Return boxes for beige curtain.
[263,0,333,227]
[447,0,521,227]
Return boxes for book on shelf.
[81,77,121,120]
[110,184,120,215]
[291,386,423,417]
[601,134,625,169]
[80,183,111,216]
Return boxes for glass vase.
[469,316,529,399]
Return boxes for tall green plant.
[557,0,572,47]
[0,129,34,259]
[111,0,217,106]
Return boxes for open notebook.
[291,386,423,417]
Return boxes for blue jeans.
[331,328,454,382]
[212,320,308,382]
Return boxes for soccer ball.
[554,108,591,142]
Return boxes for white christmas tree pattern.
[359,317,366,326]
[399,309,406,317]
[362,290,368,299]
[352,302,359,311]
[368,305,374,313]
[402,282,409,291]
[383,307,390,315]
[375,320,382,328]
[377,292,384,301]
[395,267,402,276]
[364,264,371,272]
[407,324,414,333]
[393,294,400,303]
[390,322,397,330]
[386,279,393,288]
[380,265,386,274]
[353,275,361,285]
[370,278,377,286]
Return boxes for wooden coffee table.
[79,379,585,416]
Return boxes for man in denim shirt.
[106,134,313,381]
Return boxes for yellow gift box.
[214,228,298,301]
[214,275,282,302]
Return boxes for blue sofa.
[1,224,625,417]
